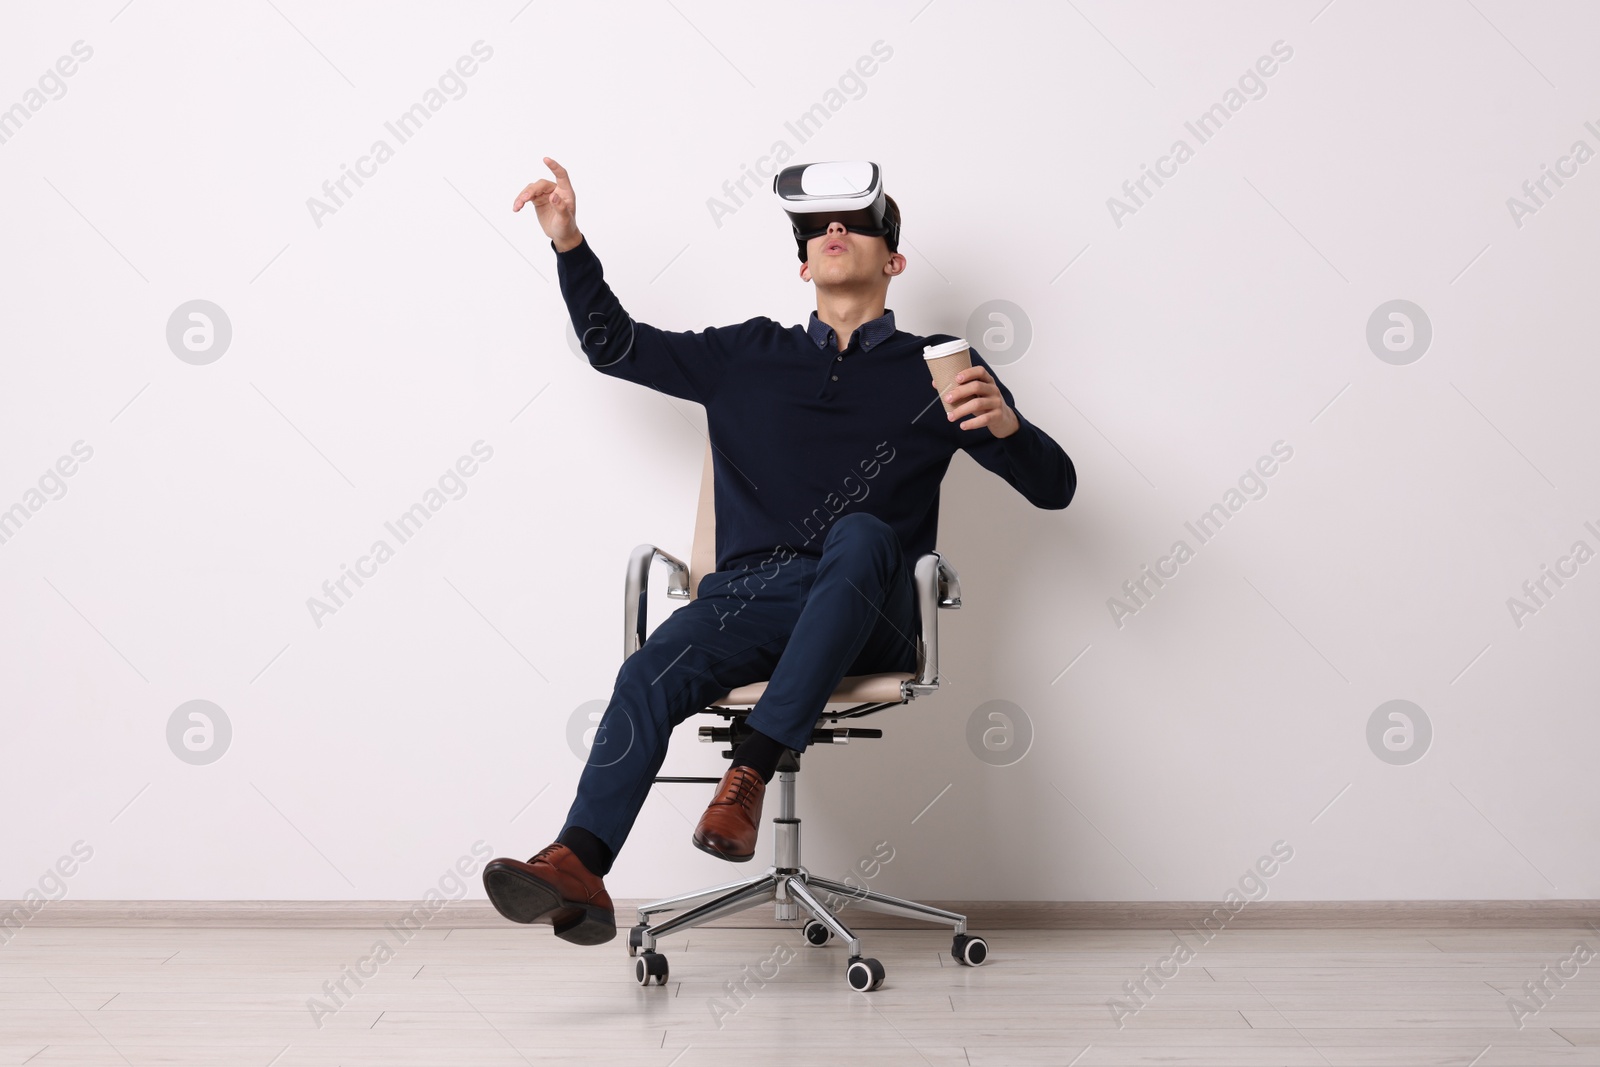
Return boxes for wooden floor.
[4,921,1600,1065]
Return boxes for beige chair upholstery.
[688,442,717,601]
[714,671,913,707]
[685,440,916,708]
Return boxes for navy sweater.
[554,234,1076,575]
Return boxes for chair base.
[631,865,968,960]
[630,757,976,988]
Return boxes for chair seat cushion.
[713,672,913,707]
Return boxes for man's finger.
[939,380,990,404]
[547,160,575,198]
[946,396,990,421]
[513,180,554,209]
[951,397,998,422]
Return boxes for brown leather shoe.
[692,765,766,862]
[481,843,615,945]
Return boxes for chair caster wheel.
[952,934,988,966]
[846,955,885,991]
[803,919,832,946]
[634,950,668,986]
[627,924,649,958]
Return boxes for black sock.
[729,727,789,784]
[557,825,614,877]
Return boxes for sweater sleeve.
[553,234,733,405]
[955,349,1076,510]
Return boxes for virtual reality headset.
[774,160,899,263]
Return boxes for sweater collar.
[806,308,896,352]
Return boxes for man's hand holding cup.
[924,339,1020,439]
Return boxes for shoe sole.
[691,830,754,863]
[481,861,616,945]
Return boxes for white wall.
[3,0,1597,905]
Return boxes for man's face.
[800,220,903,287]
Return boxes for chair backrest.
[688,441,716,599]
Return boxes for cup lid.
[923,338,970,361]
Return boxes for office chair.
[619,442,989,992]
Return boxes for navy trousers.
[561,512,922,856]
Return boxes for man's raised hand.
[514,156,582,252]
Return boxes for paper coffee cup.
[923,339,973,415]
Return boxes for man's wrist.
[552,231,584,254]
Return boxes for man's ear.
[884,252,906,277]
[799,260,811,282]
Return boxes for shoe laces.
[724,767,762,813]
[529,842,566,865]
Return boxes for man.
[482,156,1075,946]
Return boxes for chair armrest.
[624,544,690,660]
[908,551,962,693]
[934,554,962,608]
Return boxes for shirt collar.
[807,308,896,352]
